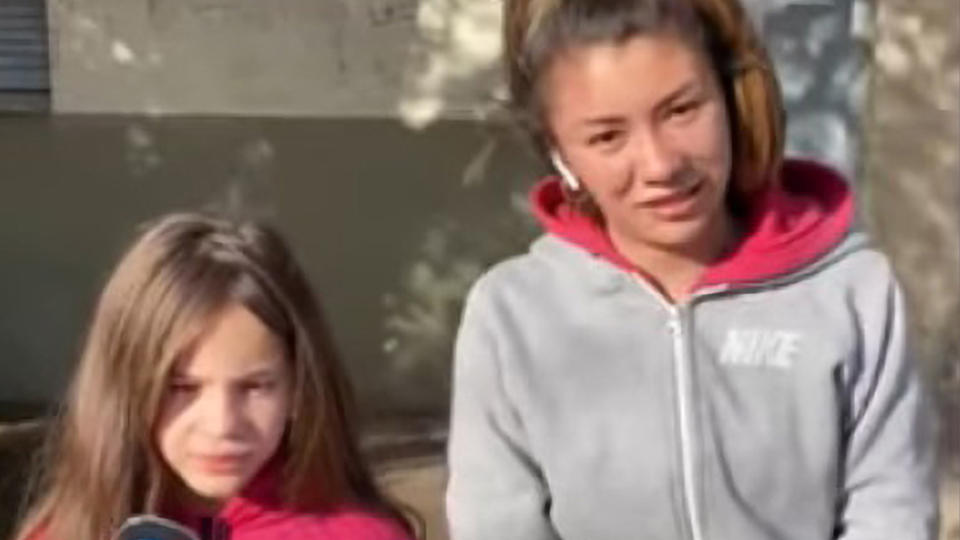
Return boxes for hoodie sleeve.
[445,279,560,540]
[836,266,939,540]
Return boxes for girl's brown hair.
[15,213,414,540]
[504,0,785,207]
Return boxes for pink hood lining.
[530,159,854,291]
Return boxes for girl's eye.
[667,100,703,121]
[168,380,199,395]
[240,380,276,393]
[586,130,622,147]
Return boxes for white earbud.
[550,150,581,191]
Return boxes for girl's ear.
[550,149,581,191]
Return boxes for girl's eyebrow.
[578,80,702,128]
[238,367,280,379]
[655,80,700,109]
[580,115,626,127]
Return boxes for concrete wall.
[0,114,541,418]
[865,0,959,388]
[863,0,959,536]
[47,0,501,120]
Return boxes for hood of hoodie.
[530,158,855,291]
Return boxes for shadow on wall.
[762,2,868,177]
[377,127,541,421]
[51,0,425,117]
[0,113,545,420]
[866,0,960,383]
[397,0,505,128]
[862,3,960,538]
[379,0,539,411]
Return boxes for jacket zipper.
[632,276,707,540]
[199,517,230,540]
[667,311,704,540]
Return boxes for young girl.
[15,213,415,540]
[446,0,938,539]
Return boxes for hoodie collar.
[530,159,854,292]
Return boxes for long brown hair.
[15,213,414,540]
[504,0,784,210]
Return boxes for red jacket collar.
[530,159,854,291]
[161,457,285,531]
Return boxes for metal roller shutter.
[0,0,50,110]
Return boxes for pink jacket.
[162,463,413,540]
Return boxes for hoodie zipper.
[667,313,704,540]
[632,276,706,540]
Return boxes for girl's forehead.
[173,303,287,378]
[543,35,711,117]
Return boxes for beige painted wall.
[47,0,502,121]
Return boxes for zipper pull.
[667,318,681,336]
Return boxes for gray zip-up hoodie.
[446,160,937,540]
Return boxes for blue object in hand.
[114,515,200,540]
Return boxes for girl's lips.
[642,181,701,206]
[193,453,250,474]
[640,181,705,218]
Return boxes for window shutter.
[0,0,50,92]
